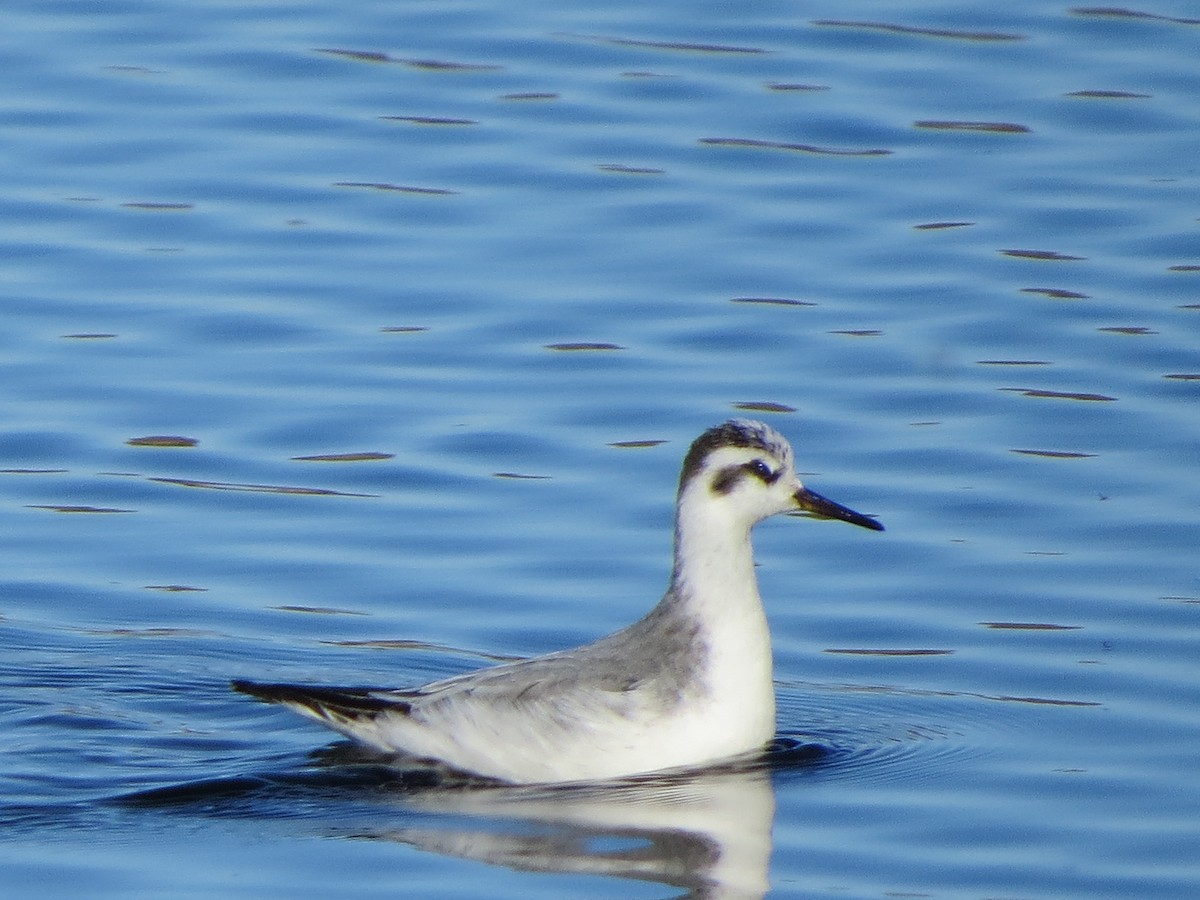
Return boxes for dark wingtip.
[230,679,411,715]
[230,678,293,703]
[231,678,264,697]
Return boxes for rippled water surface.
[3,0,1199,897]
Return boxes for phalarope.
[234,419,883,784]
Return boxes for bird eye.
[745,459,775,482]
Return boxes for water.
[3,0,1199,896]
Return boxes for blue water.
[3,0,1199,896]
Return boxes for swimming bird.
[233,419,882,784]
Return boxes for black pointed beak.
[791,486,884,531]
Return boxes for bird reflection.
[123,741,825,898]
[324,744,823,900]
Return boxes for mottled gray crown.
[678,419,790,492]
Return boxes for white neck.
[665,487,776,732]
[669,490,761,616]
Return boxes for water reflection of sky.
[2,2,1199,898]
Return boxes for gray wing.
[230,647,646,730]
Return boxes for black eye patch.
[711,466,742,495]
[711,459,778,495]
